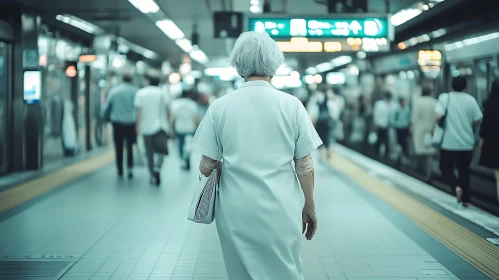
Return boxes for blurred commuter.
[479,79,499,202]
[391,97,411,164]
[436,76,483,207]
[354,95,372,151]
[170,90,200,170]
[411,86,437,180]
[193,31,321,280]
[101,73,138,178]
[135,73,170,185]
[198,93,211,119]
[308,91,337,158]
[373,92,393,159]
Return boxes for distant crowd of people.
[345,76,499,206]
[101,72,206,185]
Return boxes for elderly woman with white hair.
[192,31,321,279]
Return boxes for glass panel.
[0,42,6,171]
[475,60,488,108]
[489,60,499,90]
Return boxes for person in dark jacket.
[479,78,499,203]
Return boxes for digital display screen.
[249,17,390,39]
[24,71,41,104]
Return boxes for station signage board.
[275,37,390,53]
[249,17,390,39]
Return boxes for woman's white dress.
[193,80,322,280]
[411,96,438,155]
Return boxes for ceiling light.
[190,49,208,64]
[444,32,499,51]
[331,56,352,67]
[315,62,334,73]
[156,20,185,40]
[250,0,260,5]
[176,38,193,53]
[390,9,422,27]
[303,75,315,85]
[56,15,102,34]
[250,5,261,13]
[169,72,181,84]
[128,0,160,14]
[305,67,317,75]
[314,74,323,84]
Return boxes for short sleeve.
[134,92,141,108]
[192,103,222,160]
[435,94,447,115]
[471,99,483,122]
[295,99,323,159]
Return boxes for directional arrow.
[349,20,362,35]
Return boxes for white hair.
[230,31,284,78]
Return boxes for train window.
[476,60,488,108]
[489,60,499,90]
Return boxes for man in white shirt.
[134,74,170,185]
[373,92,393,159]
[170,90,200,170]
[436,76,483,207]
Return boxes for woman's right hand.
[302,206,317,240]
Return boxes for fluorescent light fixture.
[303,75,315,85]
[444,32,499,51]
[156,20,185,40]
[315,62,334,73]
[331,56,353,67]
[250,5,261,13]
[190,49,208,64]
[391,8,422,27]
[250,0,260,5]
[128,0,160,14]
[176,38,193,53]
[56,15,102,34]
[116,37,159,60]
[305,67,317,75]
[326,72,346,85]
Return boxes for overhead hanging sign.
[249,17,391,39]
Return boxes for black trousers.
[439,150,474,203]
[112,123,136,174]
[396,128,410,157]
[375,128,389,158]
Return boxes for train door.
[0,42,9,174]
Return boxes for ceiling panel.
[15,0,418,68]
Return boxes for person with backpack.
[308,91,337,158]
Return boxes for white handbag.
[187,169,220,224]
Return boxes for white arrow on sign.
[349,20,362,35]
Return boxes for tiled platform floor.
[0,152,487,279]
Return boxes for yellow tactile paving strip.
[329,155,499,280]
[0,151,114,214]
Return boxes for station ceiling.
[17,0,416,68]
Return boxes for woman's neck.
[246,76,270,82]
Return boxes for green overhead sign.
[248,17,390,39]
